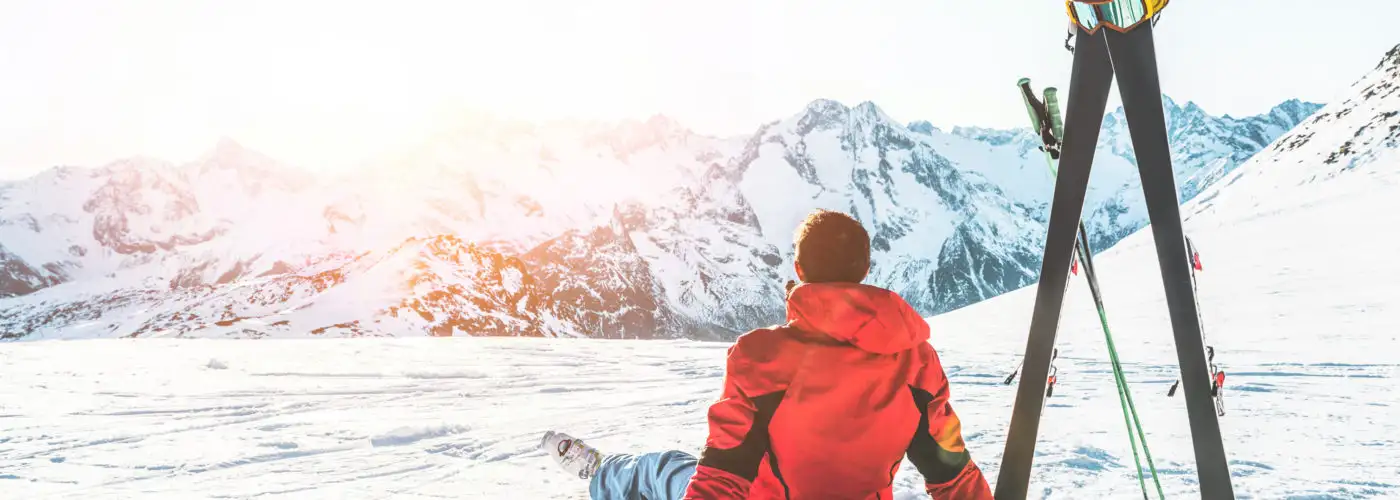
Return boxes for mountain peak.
[785,99,856,135]
[199,137,268,166]
[783,99,903,141]
[191,138,310,192]
[213,136,245,154]
[1267,99,1325,125]
[592,114,696,155]
[853,101,895,125]
[908,120,939,135]
[950,125,1027,146]
[805,98,849,110]
[644,114,682,132]
[30,165,89,183]
[795,99,893,124]
[1273,98,1319,112]
[803,98,852,119]
[853,101,882,114]
[98,156,176,175]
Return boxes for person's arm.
[908,343,993,499]
[683,342,783,499]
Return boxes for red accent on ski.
[1071,257,1079,275]
[1214,371,1225,386]
[1192,252,1203,271]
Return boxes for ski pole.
[1004,360,1024,385]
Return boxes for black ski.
[1104,23,1234,497]
[996,20,1235,500]
[995,26,1116,500]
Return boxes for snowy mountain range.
[0,66,1337,339]
[939,96,1322,251]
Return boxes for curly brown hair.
[793,209,870,284]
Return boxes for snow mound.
[370,424,471,447]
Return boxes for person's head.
[793,209,870,284]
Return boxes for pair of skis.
[1008,109,1228,417]
[994,16,1235,500]
[1015,77,1164,500]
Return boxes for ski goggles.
[1066,0,1168,33]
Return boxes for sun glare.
[4,0,1388,180]
[2,1,682,175]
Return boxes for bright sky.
[2,0,1397,179]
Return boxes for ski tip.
[1017,77,1031,86]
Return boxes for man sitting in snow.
[542,209,992,499]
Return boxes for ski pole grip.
[1044,88,1065,142]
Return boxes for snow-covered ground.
[0,327,1394,499]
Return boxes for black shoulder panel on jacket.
[906,385,972,484]
[697,391,785,481]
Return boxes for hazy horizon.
[3,0,1397,179]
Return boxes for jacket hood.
[785,282,930,354]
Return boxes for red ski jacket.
[683,283,992,500]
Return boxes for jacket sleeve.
[907,343,993,500]
[683,340,784,500]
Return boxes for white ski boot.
[541,430,603,480]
